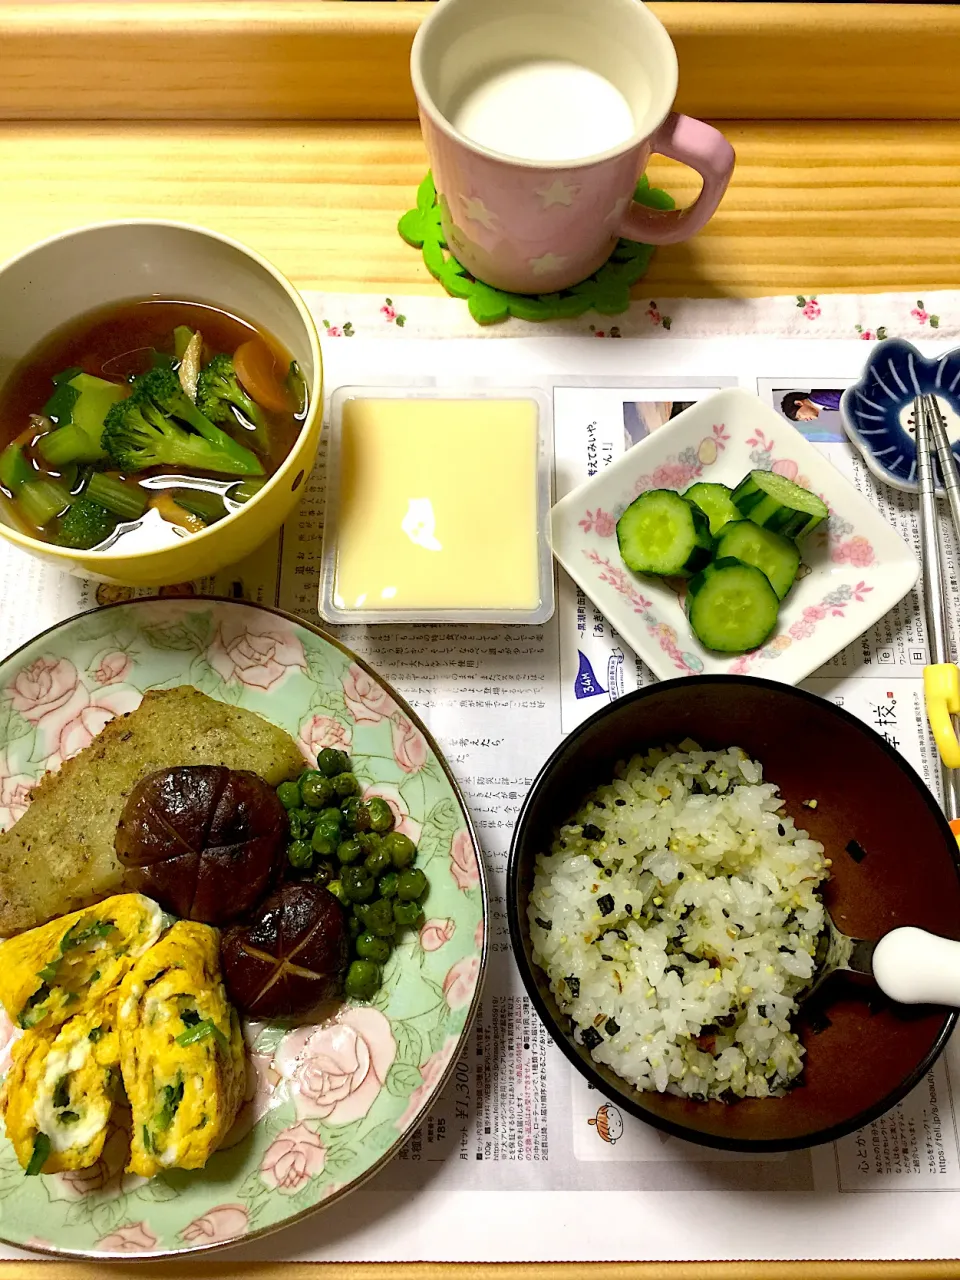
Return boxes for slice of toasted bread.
[0,686,304,936]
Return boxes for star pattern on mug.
[535,179,582,208]
[529,252,569,276]
[459,195,498,231]
[605,195,631,223]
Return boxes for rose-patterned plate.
[550,387,919,683]
[0,598,486,1258]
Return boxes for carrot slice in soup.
[233,340,290,414]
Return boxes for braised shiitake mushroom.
[115,765,288,924]
[221,882,349,1021]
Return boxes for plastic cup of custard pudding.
[319,387,554,624]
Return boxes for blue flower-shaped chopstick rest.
[841,338,960,494]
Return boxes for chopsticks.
[915,394,960,822]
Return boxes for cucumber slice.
[731,470,828,540]
[687,557,780,653]
[684,481,740,536]
[616,489,712,577]
[714,520,800,600]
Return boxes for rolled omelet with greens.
[118,921,245,1177]
[1,994,120,1175]
[0,894,163,1033]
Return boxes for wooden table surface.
[1,1265,959,1280]
[0,117,957,299]
[5,1264,960,1279]
[1,3,960,300]
[0,118,958,300]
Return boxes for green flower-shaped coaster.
[398,172,675,326]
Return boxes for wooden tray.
[0,4,959,1274]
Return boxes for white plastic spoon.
[807,914,960,1008]
[872,927,960,1006]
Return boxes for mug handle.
[617,113,736,246]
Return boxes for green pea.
[333,772,360,800]
[393,900,425,929]
[276,780,302,810]
[317,808,343,839]
[366,797,395,833]
[311,818,341,857]
[397,868,427,901]
[356,931,391,963]
[294,806,317,832]
[382,832,416,869]
[337,838,363,865]
[287,840,313,870]
[348,915,363,940]
[317,748,350,779]
[302,773,335,810]
[364,845,392,878]
[327,879,347,905]
[342,865,375,902]
[345,959,381,1002]
[288,810,304,840]
[362,898,396,937]
[341,797,372,833]
[378,871,399,899]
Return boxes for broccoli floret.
[133,366,263,474]
[136,365,222,440]
[101,396,263,477]
[196,354,270,453]
[56,498,117,550]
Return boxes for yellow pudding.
[331,396,541,614]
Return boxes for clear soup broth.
[0,299,307,552]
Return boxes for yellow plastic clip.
[924,663,960,768]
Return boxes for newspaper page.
[1,329,959,1263]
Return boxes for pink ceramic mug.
[411,0,735,295]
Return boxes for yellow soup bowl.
[0,221,322,587]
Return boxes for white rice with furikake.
[528,743,829,1100]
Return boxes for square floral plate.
[0,598,485,1259]
[550,387,919,683]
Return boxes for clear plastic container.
[319,384,555,625]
